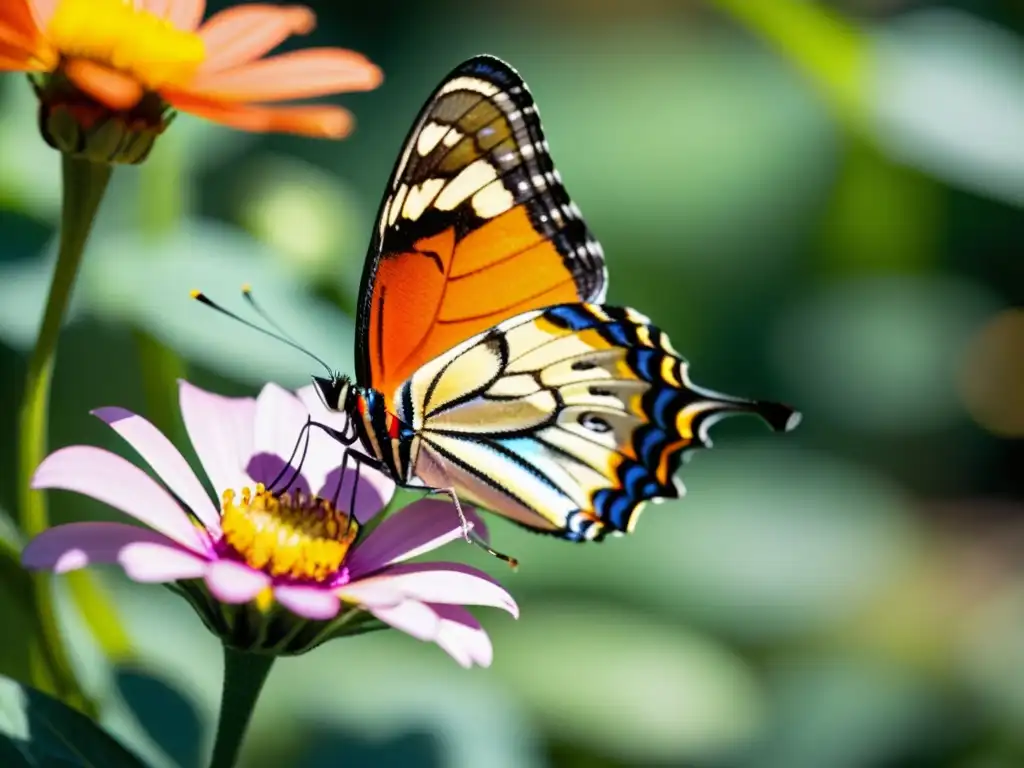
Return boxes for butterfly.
[301,54,802,545]
[200,55,800,545]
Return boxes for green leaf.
[114,666,203,768]
[0,675,146,767]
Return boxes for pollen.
[220,483,359,583]
[47,0,205,89]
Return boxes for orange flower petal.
[0,18,40,55]
[0,35,37,67]
[186,48,382,102]
[0,52,37,70]
[1,0,40,39]
[140,0,206,31]
[164,91,353,138]
[197,4,315,74]
[65,59,145,110]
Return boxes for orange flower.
[0,0,382,141]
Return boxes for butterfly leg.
[267,416,313,494]
[425,486,519,570]
[306,420,518,567]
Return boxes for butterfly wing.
[355,55,606,408]
[392,303,800,541]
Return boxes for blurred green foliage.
[1,1,1023,766]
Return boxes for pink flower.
[22,381,517,667]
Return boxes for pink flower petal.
[368,600,439,642]
[273,584,340,620]
[346,499,487,578]
[32,446,206,553]
[187,48,382,102]
[296,385,395,522]
[250,382,312,491]
[204,559,270,604]
[118,541,209,582]
[340,563,518,617]
[23,521,186,573]
[431,604,494,668]
[92,407,221,538]
[197,4,315,74]
[179,380,255,497]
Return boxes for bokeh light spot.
[958,309,1024,437]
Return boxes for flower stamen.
[220,483,358,582]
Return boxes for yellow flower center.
[220,484,359,583]
[47,0,205,88]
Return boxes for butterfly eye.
[579,413,612,433]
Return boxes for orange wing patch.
[369,208,579,404]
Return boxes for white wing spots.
[434,160,511,217]
[416,122,450,156]
[694,406,736,447]
[434,160,496,210]
[438,76,500,97]
[401,178,445,222]
[472,181,515,218]
[660,332,681,357]
[443,128,463,147]
[378,199,391,239]
[624,307,652,325]
[388,184,409,226]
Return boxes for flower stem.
[17,155,112,711]
[208,647,275,768]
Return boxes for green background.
[2,0,1024,766]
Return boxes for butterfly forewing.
[356,56,607,406]
[393,303,800,542]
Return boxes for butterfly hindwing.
[355,55,607,407]
[393,303,800,541]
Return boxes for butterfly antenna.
[190,289,333,377]
[241,285,331,371]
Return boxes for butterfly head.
[312,373,355,414]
